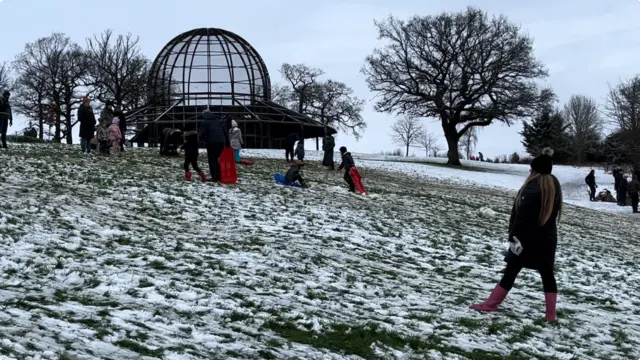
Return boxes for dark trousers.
[588,185,596,201]
[499,260,557,293]
[184,151,201,173]
[618,192,627,206]
[99,140,109,155]
[631,194,639,212]
[344,169,355,191]
[285,146,294,161]
[0,119,7,148]
[206,143,225,182]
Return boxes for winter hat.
[339,146,347,153]
[2,90,10,99]
[231,120,238,127]
[112,117,119,125]
[530,147,554,175]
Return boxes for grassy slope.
[0,144,639,360]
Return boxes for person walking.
[470,148,562,322]
[77,96,96,154]
[628,174,639,213]
[585,169,597,201]
[198,108,229,182]
[0,90,12,149]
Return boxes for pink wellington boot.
[545,293,557,322]
[199,171,207,183]
[470,284,508,312]
[185,172,192,181]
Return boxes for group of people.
[585,168,639,213]
[77,97,126,156]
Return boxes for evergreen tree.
[520,108,571,162]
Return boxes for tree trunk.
[316,137,319,151]
[405,144,409,157]
[65,111,73,145]
[446,134,462,166]
[54,117,61,143]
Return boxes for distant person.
[198,108,229,182]
[478,152,484,162]
[585,169,597,201]
[284,160,308,187]
[77,96,96,154]
[108,118,122,156]
[629,174,639,213]
[618,175,629,206]
[113,106,126,151]
[471,148,561,322]
[96,121,110,155]
[229,120,243,163]
[613,167,622,202]
[284,133,298,162]
[160,128,183,156]
[295,139,305,161]
[322,134,335,170]
[99,100,114,126]
[181,130,206,183]
[338,146,356,192]
[0,90,13,149]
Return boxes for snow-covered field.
[1,143,639,360]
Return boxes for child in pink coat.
[108,117,123,155]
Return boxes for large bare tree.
[605,75,640,173]
[85,30,150,110]
[280,63,324,115]
[362,7,551,165]
[309,80,366,139]
[0,62,12,91]
[415,127,438,157]
[563,95,602,164]
[390,116,423,156]
[12,67,49,139]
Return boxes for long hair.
[515,172,562,226]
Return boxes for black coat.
[198,111,229,146]
[506,176,562,270]
[338,151,355,171]
[585,172,596,186]
[284,133,297,148]
[77,104,96,139]
[322,136,335,166]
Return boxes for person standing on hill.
[181,130,206,183]
[618,175,629,206]
[77,96,96,154]
[284,133,297,162]
[471,148,562,322]
[295,139,305,161]
[585,170,597,201]
[113,106,126,152]
[338,146,356,192]
[322,134,335,170]
[0,90,13,149]
[198,108,229,182]
[613,168,622,202]
[229,120,243,163]
[628,174,639,213]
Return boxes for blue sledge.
[274,173,301,188]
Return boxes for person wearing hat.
[471,147,563,322]
[228,119,243,163]
[338,146,356,192]
[198,107,229,182]
[0,90,13,148]
[77,96,96,154]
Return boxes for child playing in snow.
[96,121,110,155]
[108,117,122,156]
[181,130,206,182]
[295,139,305,161]
[338,146,356,192]
[229,120,243,163]
[284,160,308,188]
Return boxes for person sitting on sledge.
[181,130,206,182]
[471,147,562,322]
[338,146,356,192]
[295,139,305,161]
[284,160,309,188]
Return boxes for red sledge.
[218,147,238,184]
[349,167,367,195]
[239,159,254,166]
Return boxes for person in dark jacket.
[295,139,305,161]
[77,96,96,154]
[113,106,126,151]
[0,90,13,149]
[628,174,639,213]
[284,160,308,187]
[180,130,206,183]
[585,170,597,201]
[338,146,356,192]
[198,108,229,182]
[613,168,622,202]
[160,128,183,156]
[322,135,335,170]
[284,133,298,162]
[618,175,629,206]
[471,147,562,322]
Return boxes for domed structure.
[130,28,336,148]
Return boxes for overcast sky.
[1,0,639,157]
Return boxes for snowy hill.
[0,144,639,359]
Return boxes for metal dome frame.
[129,28,336,149]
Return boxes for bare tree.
[12,67,49,139]
[85,30,150,111]
[562,95,602,164]
[430,144,443,157]
[271,83,293,107]
[605,76,640,133]
[280,63,324,115]
[390,116,423,156]
[309,80,366,139]
[0,62,12,91]
[13,33,89,143]
[362,7,551,166]
[459,127,479,159]
[415,127,437,157]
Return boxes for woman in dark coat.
[322,134,335,170]
[77,97,96,154]
[471,147,562,322]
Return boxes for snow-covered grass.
[0,143,639,360]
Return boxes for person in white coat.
[229,120,243,163]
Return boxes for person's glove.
[509,236,523,256]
